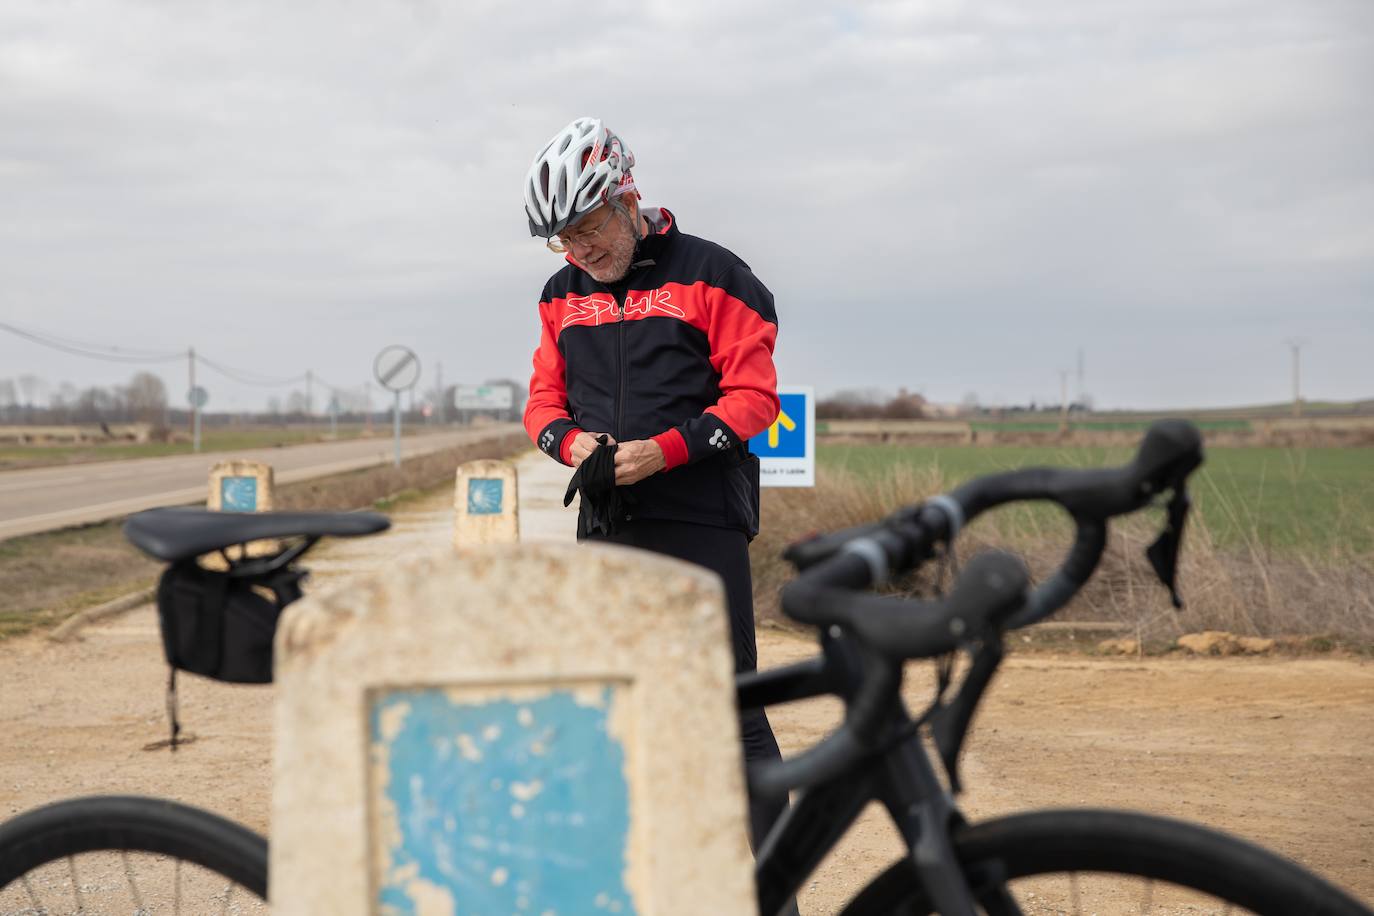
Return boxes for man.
[522,117,788,851]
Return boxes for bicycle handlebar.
[785,419,1202,627]
[750,420,1204,797]
[750,551,1028,798]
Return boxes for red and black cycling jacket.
[524,209,780,536]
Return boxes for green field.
[967,419,1251,433]
[819,443,1374,554]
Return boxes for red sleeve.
[523,299,582,465]
[703,286,779,441]
[661,266,779,470]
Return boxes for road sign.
[373,346,421,393]
[750,386,814,487]
[455,384,514,410]
[374,346,420,467]
[187,386,209,408]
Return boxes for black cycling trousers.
[579,518,788,850]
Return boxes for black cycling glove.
[563,435,629,538]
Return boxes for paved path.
[0,425,520,541]
[304,448,576,586]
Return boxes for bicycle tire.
[839,808,1371,915]
[0,794,267,912]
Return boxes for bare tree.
[0,378,15,422]
[74,385,124,423]
[881,388,927,419]
[124,372,168,424]
[16,374,43,410]
[818,387,888,419]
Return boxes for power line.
[4,318,375,399]
[196,354,308,389]
[0,320,184,364]
[312,374,367,396]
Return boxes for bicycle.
[3,423,1368,914]
[742,419,1371,915]
[0,507,390,914]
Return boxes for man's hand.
[570,431,616,468]
[614,439,666,485]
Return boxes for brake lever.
[928,633,1004,795]
[1146,486,1191,609]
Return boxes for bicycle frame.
[740,633,987,916]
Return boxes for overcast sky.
[2,0,1370,413]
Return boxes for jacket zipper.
[613,293,626,442]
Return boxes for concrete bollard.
[453,459,519,550]
[204,460,276,566]
[271,544,755,915]
[208,459,275,513]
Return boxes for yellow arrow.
[767,408,797,448]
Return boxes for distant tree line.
[0,372,530,429]
[815,388,1103,421]
[817,387,929,420]
[0,372,169,426]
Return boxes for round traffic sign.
[373,345,421,393]
[187,386,209,408]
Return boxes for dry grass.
[751,463,1374,651]
[0,525,160,638]
[0,432,529,640]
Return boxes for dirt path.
[4,615,1370,911]
[761,634,1374,911]
[2,490,1371,911]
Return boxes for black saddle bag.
[157,560,306,685]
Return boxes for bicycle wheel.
[840,809,1371,915]
[0,795,268,914]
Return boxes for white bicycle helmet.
[524,117,635,238]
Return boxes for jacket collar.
[564,207,676,277]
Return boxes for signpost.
[453,459,519,550]
[454,384,514,411]
[187,385,208,454]
[373,346,421,468]
[204,459,277,567]
[272,544,755,914]
[749,385,815,487]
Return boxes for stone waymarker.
[204,460,276,566]
[453,459,519,550]
[208,460,275,513]
[272,544,755,915]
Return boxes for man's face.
[559,202,637,283]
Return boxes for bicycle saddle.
[124,507,391,562]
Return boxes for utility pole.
[306,370,313,420]
[187,347,194,443]
[1076,347,1085,404]
[436,361,445,425]
[1059,369,1070,435]
[188,346,200,453]
[1286,339,1306,418]
[365,381,374,434]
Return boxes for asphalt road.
[0,425,522,541]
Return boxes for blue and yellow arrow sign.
[750,392,808,458]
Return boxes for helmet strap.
[607,197,643,242]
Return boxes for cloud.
[0,0,1370,409]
